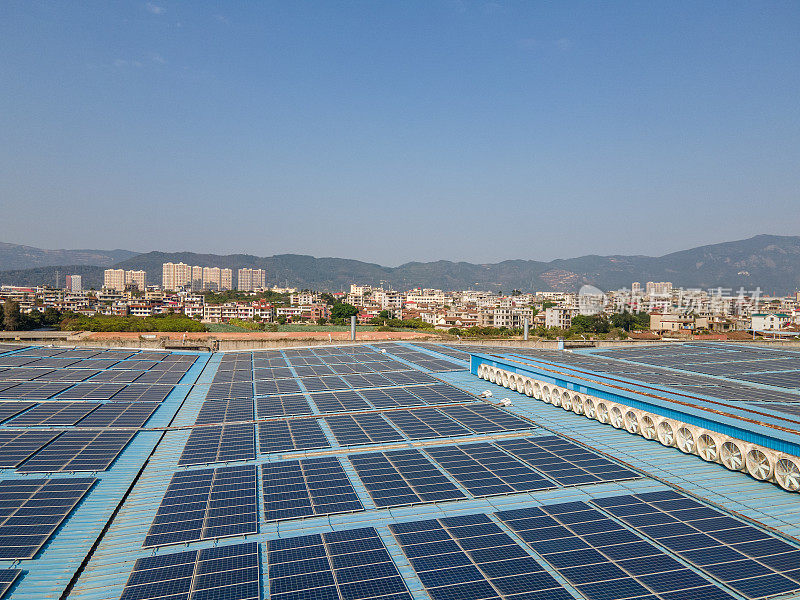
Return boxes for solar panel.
[6,401,100,426]
[496,436,641,486]
[75,357,122,369]
[0,569,22,599]
[195,398,253,425]
[207,381,254,400]
[259,419,330,454]
[56,382,126,400]
[132,370,185,385]
[325,413,405,445]
[253,367,293,380]
[178,423,256,466]
[0,477,96,559]
[381,370,439,385]
[144,465,257,547]
[252,357,288,369]
[0,356,37,367]
[16,430,135,472]
[409,384,477,405]
[23,357,81,369]
[300,375,349,392]
[109,359,158,371]
[735,371,800,389]
[391,513,572,600]
[109,384,173,403]
[326,362,376,374]
[254,378,302,396]
[0,367,53,381]
[121,541,260,600]
[496,502,737,600]
[425,442,556,496]
[439,404,533,433]
[261,457,363,522]
[267,527,413,600]
[358,387,426,408]
[75,402,160,428]
[310,390,370,413]
[341,373,394,388]
[593,491,800,599]
[84,369,142,383]
[255,393,314,418]
[0,381,72,400]
[0,401,36,423]
[366,359,412,373]
[211,368,254,383]
[384,408,472,439]
[349,449,466,507]
[294,364,336,377]
[31,368,99,382]
[0,430,62,467]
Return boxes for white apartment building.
[238,268,266,291]
[104,269,146,292]
[646,281,673,296]
[751,313,792,331]
[492,307,535,329]
[350,285,372,296]
[544,306,579,329]
[291,292,319,305]
[191,266,203,292]
[104,269,126,292]
[405,289,447,305]
[127,270,146,291]
[162,262,193,291]
[65,275,82,293]
[372,289,402,309]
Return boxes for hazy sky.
[2,1,799,265]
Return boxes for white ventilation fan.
[499,398,512,407]
[480,390,493,398]
[379,349,387,354]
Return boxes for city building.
[238,268,266,291]
[65,274,82,293]
[104,269,145,292]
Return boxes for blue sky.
[1,1,798,265]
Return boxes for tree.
[2,301,22,331]
[43,307,61,327]
[611,311,650,331]
[570,314,610,334]
[330,302,359,322]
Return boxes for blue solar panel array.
[6,341,797,600]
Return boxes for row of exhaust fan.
[476,363,800,493]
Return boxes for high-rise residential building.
[105,269,147,292]
[631,282,642,296]
[202,267,221,291]
[646,281,673,296]
[163,262,231,291]
[126,270,146,291]
[104,269,126,292]
[238,268,266,291]
[191,266,203,292]
[162,262,193,291]
[221,268,233,291]
[65,274,82,293]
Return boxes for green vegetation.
[329,302,359,324]
[569,314,610,334]
[59,312,208,332]
[0,302,62,331]
[201,290,290,304]
[610,311,651,331]
[368,316,434,330]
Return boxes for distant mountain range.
[1,235,799,295]
[0,242,137,270]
